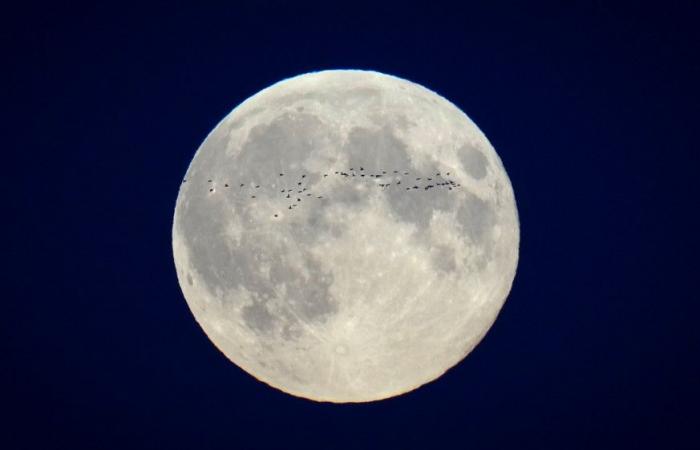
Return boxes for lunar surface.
[172,70,519,403]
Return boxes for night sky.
[5,1,699,449]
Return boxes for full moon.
[172,70,519,403]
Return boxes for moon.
[172,70,519,403]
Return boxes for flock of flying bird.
[182,167,462,218]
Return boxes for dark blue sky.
[5,1,699,449]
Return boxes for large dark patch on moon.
[458,144,489,180]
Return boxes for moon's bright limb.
[172,70,519,403]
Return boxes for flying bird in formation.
[184,167,462,219]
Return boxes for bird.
[225,184,229,187]
[209,188,213,192]
[251,195,256,198]
[240,183,244,187]
[302,174,306,178]
[279,173,284,176]
[274,214,278,217]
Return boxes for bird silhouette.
[195,165,462,222]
